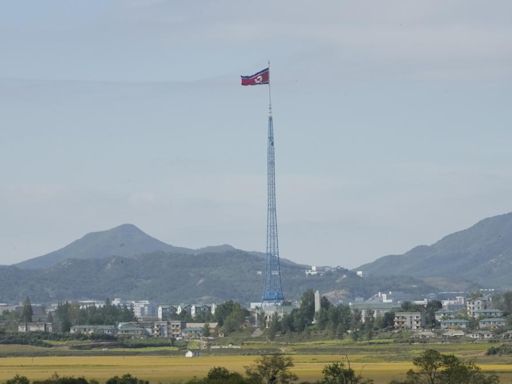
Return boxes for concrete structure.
[466,297,490,318]
[177,304,192,316]
[435,309,458,322]
[442,329,465,338]
[441,296,465,310]
[351,302,400,324]
[479,318,506,329]
[18,322,53,333]
[117,322,148,337]
[394,312,424,330]
[182,322,218,339]
[314,291,321,314]
[70,325,116,335]
[468,331,494,340]
[169,321,186,338]
[474,309,503,318]
[253,302,295,328]
[190,305,211,319]
[131,300,155,319]
[157,305,177,321]
[78,300,105,309]
[152,321,169,337]
[440,319,469,329]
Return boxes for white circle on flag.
[255,75,263,83]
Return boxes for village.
[3,287,512,343]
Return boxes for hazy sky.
[1,0,512,268]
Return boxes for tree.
[203,367,247,384]
[105,374,149,384]
[21,297,33,323]
[214,301,248,334]
[319,361,373,384]
[245,355,298,384]
[6,375,30,384]
[400,302,420,312]
[268,313,280,340]
[395,349,500,384]
[299,290,316,324]
[424,301,442,328]
[494,291,512,315]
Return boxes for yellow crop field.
[0,354,512,384]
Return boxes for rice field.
[0,343,512,383]
[0,355,411,383]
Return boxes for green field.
[1,342,512,383]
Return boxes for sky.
[1,0,512,268]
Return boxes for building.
[350,302,400,324]
[18,322,53,333]
[474,309,503,319]
[117,322,148,337]
[157,305,177,321]
[182,322,218,339]
[440,319,469,329]
[131,301,156,319]
[435,309,458,322]
[394,312,424,330]
[152,321,170,338]
[190,305,211,319]
[78,300,105,309]
[441,296,465,311]
[468,331,494,340]
[466,297,490,318]
[177,304,192,316]
[442,329,465,338]
[169,321,186,338]
[479,318,506,329]
[70,325,116,336]
[252,302,295,328]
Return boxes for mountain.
[16,224,192,269]
[357,212,512,288]
[0,251,434,304]
[3,224,436,303]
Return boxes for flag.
[241,67,269,86]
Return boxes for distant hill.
[357,212,512,288]
[17,224,193,269]
[3,224,436,303]
[0,251,434,304]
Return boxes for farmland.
[1,342,512,383]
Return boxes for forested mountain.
[357,212,512,288]
[17,224,208,270]
[12,211,512,305]
[3,234,434,303]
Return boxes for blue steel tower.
[241,64,284,304]
[262,106,284,303]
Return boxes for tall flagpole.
[262,60,284,303]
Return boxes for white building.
[18,322,53,333]
[131,300,155,319]
[466,297,490,318]
[157,305,177,320]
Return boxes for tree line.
[267,290,442,341]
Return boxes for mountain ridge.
[16,224,241,269]
[357,212,512,288]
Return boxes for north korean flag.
[241,67,269,86]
